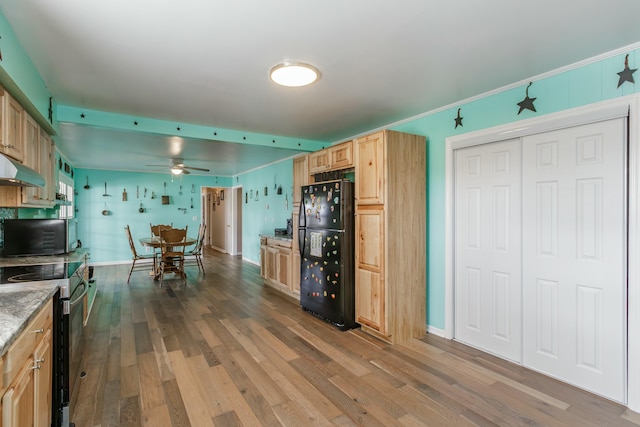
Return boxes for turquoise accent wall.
[1,8,639,330]
[74,169,230,263]
[391,49,639,330]
[236,158,295,264]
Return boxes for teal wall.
[1,9,639,330]
[391,48,639,330]
[74,169,230,263]
[236,158,295,264]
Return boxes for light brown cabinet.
[22,113,40,205]
[260,237,297,298]
[0,109,56,208]
[293,154,309,207]
[308,140,353,175]
[1,88,24,162]
[354,130,426,344]
[2,298,53,427]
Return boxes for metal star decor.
[454,108,463,128]
[617,54,637,88]
[517,82,536,115]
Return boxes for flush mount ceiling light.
[170,167,183,175]
[270,62,320,87]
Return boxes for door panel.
[522,118,626,402]
[454,138,522,362]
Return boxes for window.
[58,174,74,219]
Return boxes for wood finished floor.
[72,247,640,426]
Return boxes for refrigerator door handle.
[298,197,306,228]
[298,228,305,257]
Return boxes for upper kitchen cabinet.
[292,154,309,207]
[354,130,426,344]
[308,140,353,175]
[0,106,56,208]
[37,130,55,205]
[22,113,40,205]
[0,88,24,162]
[354,132,384,205]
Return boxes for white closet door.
[455,139,522,362]
[522,118,626,402]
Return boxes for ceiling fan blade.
[182,169,191,175]
[184,165,210,172]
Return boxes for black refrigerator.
[298,179,357,330]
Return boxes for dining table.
[139,236,197,280]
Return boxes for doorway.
[204,186,242,255]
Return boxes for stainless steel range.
[0,257,89,427]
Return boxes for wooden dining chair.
[124,225,156,283]
[184,223,206,274]
[158,226,188,286]
[150,223,172,266]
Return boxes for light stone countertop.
[0,280,62,356]
[0,247,90,267]
[260,234,293,242]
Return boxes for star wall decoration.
[617,54,637,88]
[454,108,463,128]
[517,82,536,115]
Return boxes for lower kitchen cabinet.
[1,299,53,427]
[260,237,297,298]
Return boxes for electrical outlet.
[192,216,197,221]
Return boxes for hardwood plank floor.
[71,247,640,426]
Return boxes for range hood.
[0,153,45,187]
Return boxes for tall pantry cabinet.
[354,130,426,344]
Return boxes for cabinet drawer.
[267,238,292,249]
[3,299,52,384]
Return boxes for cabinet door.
[266,246,278,282]
[260,244,268,278]
[355,131,384,205]
[329,140,353,169]
[2,358,35,427]
[293,155,309,206]
[308,150,330,174]
[291,211,301,294]
[38,133,54,205]
[278,248,291,288]
[355,207,385,333]
[22,113,40,205]
[2,92,24,162]
[33,329,52,427]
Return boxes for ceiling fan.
[146,158,210,175]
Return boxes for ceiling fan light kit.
[270,62,320,87]
[146,157,210,175]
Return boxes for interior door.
[521,118,627,402]
[454,138,523,362]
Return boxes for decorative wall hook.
[517,82,537,115]
[617,54,637,88]
[454,108,463,128]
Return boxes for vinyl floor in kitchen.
[71,247,640,426]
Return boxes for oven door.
[67,275,87,405]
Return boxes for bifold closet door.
[521,118,626,402]
[454,138,523,362]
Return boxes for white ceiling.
[1,0,640,176]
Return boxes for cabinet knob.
[33,328,45,334]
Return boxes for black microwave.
[2,218,78,257]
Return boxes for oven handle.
[69,280,88,307]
